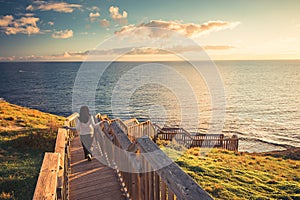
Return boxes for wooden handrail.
[104,121,213,200]
[113,118,129,134]
[136,136,213,200]
[111,122,132,150]
[65,112,79,123]
[33,153,60,200]
[95,113,111,122]
[127,120,156,141]
[123,118,139,127]
[54,128,67,199]
[33,114,78,200]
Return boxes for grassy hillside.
[167,147,300,200]
[1,99,299,200]
[0,100,65,200]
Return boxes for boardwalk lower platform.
[69,136,125,200]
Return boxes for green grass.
[0,100,65,200]
[162,145,300,200]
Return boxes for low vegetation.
[1,100,299,200]
[161,143,300,200]
[0,100,65,200]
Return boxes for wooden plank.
[111,121,132,150]
[130,173,137,200]
[149,171,154,200]
[71,181,121,196]
[71,189,125,200]
[136,172,141,200]
[136,137,213,200]
[66,112,79,123]
[140,173,145,200]
[168,190,174,200]
[55,128,67,199]
[161,182,167,200]
[55,128,66,170]
[33,152,60,200]
[123,118,139,126]
[154,173,160,200]
[145,171,149,200]
[70,172,117,188]
[69,136,124,200]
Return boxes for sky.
[0,0,300,61]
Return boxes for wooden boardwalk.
[69,136,125,200]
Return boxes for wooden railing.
[33,152,60,199]
[156,127,193,147]
[34,112,238,199]
[113,118,238,151]
[123,118,139,127]
[112,118,129,134]
[220,135,239,151]
[96,121,213,200]
[33,113,78,200]
[95,113,110,122]
[112,118,155,141]
[157,128,239,151]
[127,120,156,141]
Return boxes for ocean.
[0,61,299,152]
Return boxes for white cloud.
[0,15,14,27]
[1,44,235,61]
[26,1,82,13]
[26,5,34,11]
[52,29,73,39]
[48,21,54,26]
[109,6,128,20]
[89,12,100,22]
[5,26,40,35]
[100,19,110,27]
[115,20,240,37]
[85,45,234,56]
[25,26,40,34]
[89,12,100,18]
[1,15,41,35]
[63,52,71,58]
[203,45,235,50]
[18,17,39,27]
[0,56,15,61]
[24,13,35,17]
[127,47,168,55]
[88,6,100,12]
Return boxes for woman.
[66,106,101,161]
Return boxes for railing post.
[232,134,238,151]
[220,134,224,149]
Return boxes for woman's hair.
[78,106,90,123]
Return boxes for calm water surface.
[0,61,299,152]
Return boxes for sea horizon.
[1,59,300,63]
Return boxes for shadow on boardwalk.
[69,136,125,200]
